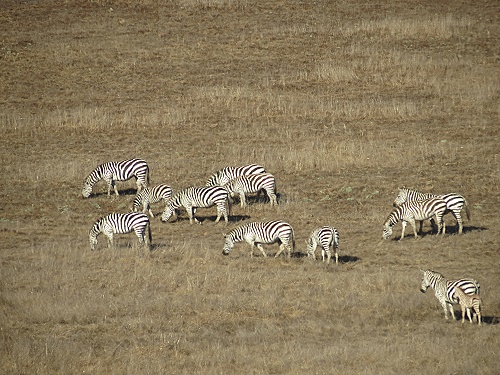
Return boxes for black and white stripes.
[161,186,230,224]
[393,187,470,234]
[383,197,447,240]
[132,184,173,217]
[89,212,151,251]
[206,164,266,187]
[222,220,295,258]
[306,226,340,265]
[420,269,480,321]
[82,158,149,198]
[223,173,278,208]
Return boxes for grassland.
[0,0,499,374]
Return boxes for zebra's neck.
[86,167,103,185]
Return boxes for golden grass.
[1,1,499,374]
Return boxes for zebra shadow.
[481,316,500,325]
[339,254,361,263]
[459,225,487,234]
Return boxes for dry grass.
[1,0,499,374]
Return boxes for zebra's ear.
[222,232,227,238]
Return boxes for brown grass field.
[1,0,499,374]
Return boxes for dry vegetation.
[1,0,499,374]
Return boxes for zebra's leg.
[476,306,482,326]
[399,221,407,240]
[466,307,473,324]
[453,211,463,234]
[442,301,450,320]
[265,188,277,206]
[334,245,339,265]
[274,243,285,258]
[239,191,246,208]
[325,248,331,265]
[448,303,456,320]
[408,219,419,239]
[460,305,466,324]
[256,244,267,257]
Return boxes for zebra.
[393,187,470,234]
[132,184,173,218]
[89,212,152,251]
[453,285,483,326]
[205,163,266,187]
[82,158,149,198]
[383,197,447,240]
[420,269,480,321]
[222,220,295,258]
[161,186,230,224]
[222,173,277,208]
[306,226,340,265]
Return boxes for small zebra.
[206,163,266,187]
[393,187,470,234]
[132,184,173,218]
[161,186,230,224]
[89,212,152,251]
[306,226,340,265]
[82,158,149,198]
[453,285,482,326]
[420,269,480,321]
[222,173,277,208]
[383,197,447,240]
[222,220,295,258]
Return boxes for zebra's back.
[206,164,266,186]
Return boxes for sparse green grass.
[1,1,499,374]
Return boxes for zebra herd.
[83,159,482,325]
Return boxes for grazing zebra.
[206,163,266,187]
[383,197,447,240]
[306,226,340,265]
[420,269,480,321]
[393,187,470,234]
[222,220,295,258]
[453,285,482,326]
[222,173,277,208]
[89,212,151,251]
[161,186,230,224]
[132,184,173,217]
[82,158,149,198]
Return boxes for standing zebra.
[393,187,470,234]
[82,158,149,198]
[132,184,173,218]
[453,285,482,326]
[420,269,480,321]
[89,212,152,251]
[161,186,230,224]
[306,226,340,265]
[222,173,278,208]
[383,197,447,240]
[222,220,295,258]
[206,164,266,187]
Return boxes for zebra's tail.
[464,199,471,221]
[147,221,152,249]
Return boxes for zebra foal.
[89,212,152,251]
[82,158,149,198]
[306,226,340,265]
[393,187,470,234]
[453,285,482,326]
[383,197,447,240]
[206,163,266,187]
[132,184,173,217]
[420,269,480,321]
[222,220,295,258]
[161,186,230,224]
[223,173,277,208]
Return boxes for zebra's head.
[420,270,432,293]
[222,234,234,255]
[82,181,93,198]
[392,188,408,207]
[382,223,393,240]
[161,205,174,222]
